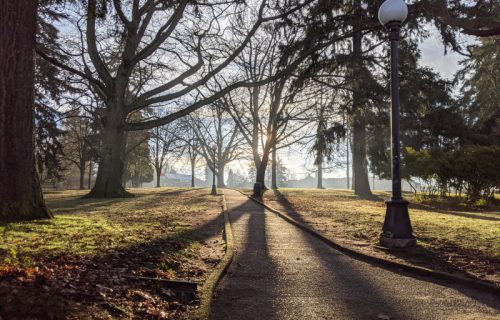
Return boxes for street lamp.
[378,0,416,248]
[210,144,217,195]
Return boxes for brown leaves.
[0,189,224,319]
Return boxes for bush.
[405,145,500,203]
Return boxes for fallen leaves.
[0,188,225,319]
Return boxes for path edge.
[194,190,235,320]
[234,189,500,295]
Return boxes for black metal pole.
[380,21,415,248]
[389,22,402,200]
[211,149,217,195]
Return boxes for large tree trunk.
[351,27,372,198]
[155,166,161,188]
[86,106,130,198]
[0,0,52,220]
[317,159,323,189]
[79,162,85,190]
[88,159,92,189]
[216,165,225,188]
[190,158,195,187]
[352,119,372,197]
[256,146,271,189]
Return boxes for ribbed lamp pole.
[211,144,217,195]
[378,0,416,248]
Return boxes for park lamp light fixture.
[378,0,416,248]
[378,0,408,26]
[211,144,217,195]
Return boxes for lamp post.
[378,0,416,248]
[210,144,217,195]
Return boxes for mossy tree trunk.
[0,0,52,220]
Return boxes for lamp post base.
[379,198,416,248]
[210,185,217,195]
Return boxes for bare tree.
[222,27,315,192]
[185,138,200,188]
[149,122,181,188]
[189,103,244,187]
[60,111,94,189]
[37,0,314,198]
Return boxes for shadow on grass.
[267,189,500,308]
[213,191,500,319]
[409,202,500,221]
[43,188,196,216]
[0,191,224,319]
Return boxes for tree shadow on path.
[210,193,435,319]
[211,190,499,320]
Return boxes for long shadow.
[267,190,500,311]
[211,192,416,319]
[210,194,282,319]
[268,189,326,230]
[0,189,222,319]
[271,189,499,278]
[294,212,500,315]
[410,202,500,221]
[40,188,197,216]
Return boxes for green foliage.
[312,121,346,165]
[406,145,500,203]
[34,7,71,182]
[454,145,500,202]
[458,37,500,146]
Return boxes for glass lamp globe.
[378,0,408,25]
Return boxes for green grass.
[0,187,224,319]
[0,188,216,267]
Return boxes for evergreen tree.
[457,37,500,146]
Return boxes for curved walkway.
[210,189,500,320]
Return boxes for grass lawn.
[0,187,224,319]
[251,188,500,284]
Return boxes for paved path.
[210,189,500,320]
